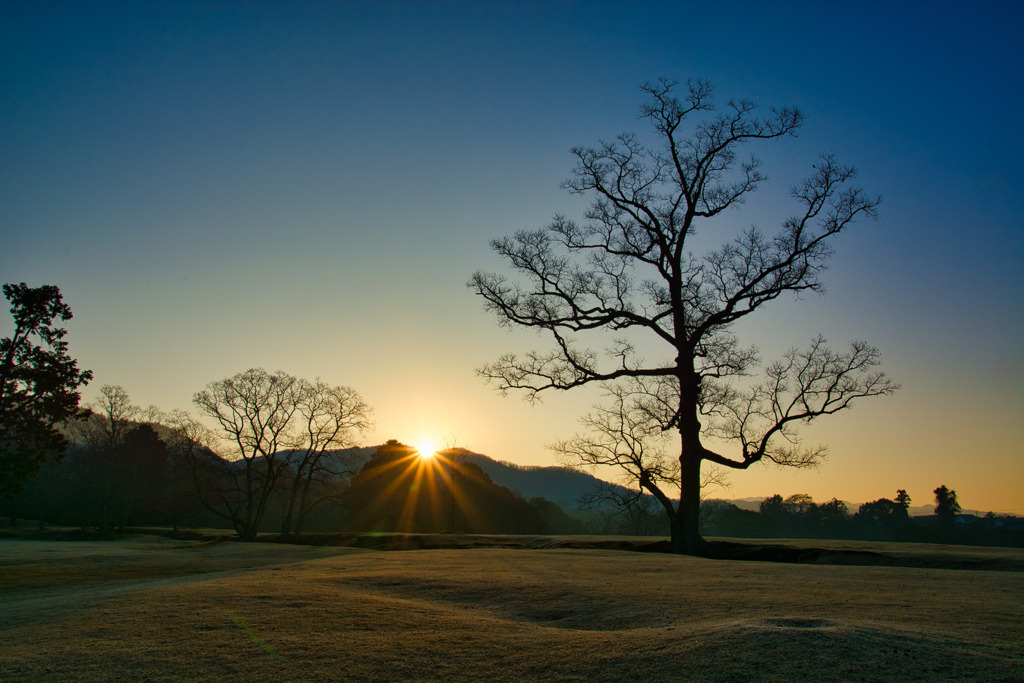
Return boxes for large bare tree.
[193,368,301,540]
[470,79,898,555]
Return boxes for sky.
[2,0,1022,514]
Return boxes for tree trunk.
[670,450,708,556]
[234,517,256,541]
[118,496,132,534]
[280,466,305,540]
[293,474,315,541]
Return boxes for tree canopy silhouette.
[470,79,898,555]
[0,283,92,497]
[934,485,961,528]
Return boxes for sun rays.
[348,442,485,534]
[414,440,439,459]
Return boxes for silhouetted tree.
[894,489,911,520]
[759,494,790,536]
[700,500,768,538]
[854,493,911,541]
[190,369,372,540]
[160,409,215,533]
[0,283,92,497]
[193,369,301,540]
[280,379,372,540]
[817,498,850,537]
[783,493,816,517]
[934,485,961,528]
[114,423,171,531]
[856,497,905,540]
[470,79,897,555]
[77,385,140,450]
[162,409,244,532]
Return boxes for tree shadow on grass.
[282,532,1024,571]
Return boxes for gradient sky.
[2,1,1022,513]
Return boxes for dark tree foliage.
[895,489,911,512]
[695,488,1024,547]
[934,485,961,528]
[0,283,92,497]
[471,79,897,555]
[855,498,902,540]
[700,500,771,538]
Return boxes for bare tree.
[280,379,373,539]
[190,369,373,540]
[67,385,147,534]
[83,385,141,449]
[192,369,301,540]
[470,79,898,555]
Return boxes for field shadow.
[667,618,1016,682]
[287,532,1024,571]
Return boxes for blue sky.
[2,1,1022,512]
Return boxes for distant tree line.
[698,488,1022,547]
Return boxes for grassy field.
[1,533,1021,681]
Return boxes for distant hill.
[342,441,564,534]
[460,453,634,512]
[330,445,632,512]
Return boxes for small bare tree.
[470,79,898,555]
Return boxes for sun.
[414,440,439,459]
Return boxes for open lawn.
[1,534,1021,681]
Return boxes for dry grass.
[1,535,1022,681]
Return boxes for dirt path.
[0,566,254,629]
[0,537,363,630]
